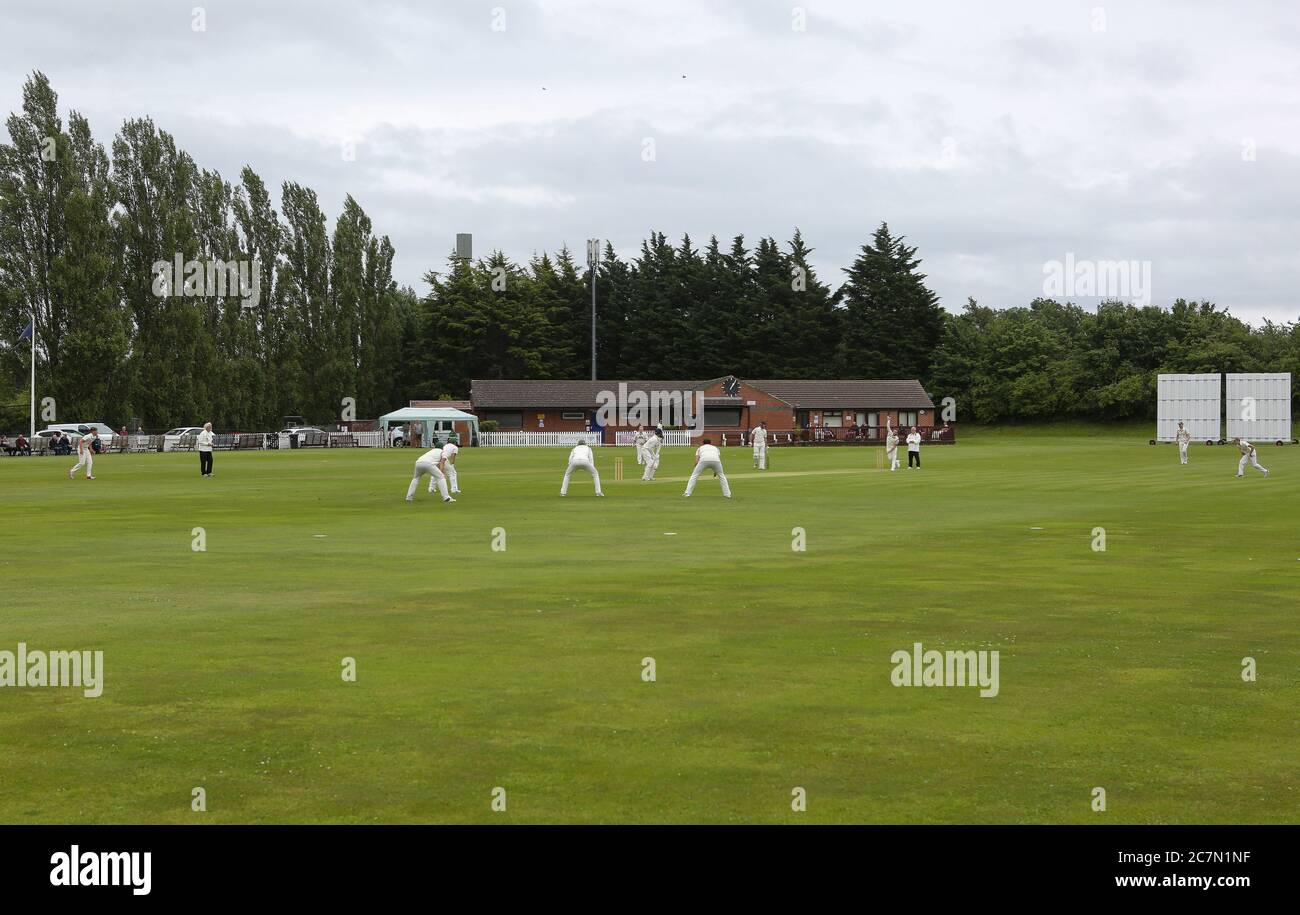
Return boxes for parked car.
[40,422,123,447]
[36,427,81,444]
[277,426,326,437]
[163,426,205,450]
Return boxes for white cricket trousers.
[1179,442,1189,464]
[887,447,898,470]
[753,443,766,469]
[71,450,93,477]
[408,460,449,500]
[1237,453,1267,476]
[562,459,602,495]
[444,462,460,492]
[642,456,659,481]
[635,444,645,465]
[684,459,731,497]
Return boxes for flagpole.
[29,308,35,439]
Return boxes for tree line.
[3,72,1298,430]
[0,72,405,430]
[932,297,1299,422]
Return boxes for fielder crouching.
[406,445,456,503]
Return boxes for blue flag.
[17,319,32,343]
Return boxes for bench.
[128,435,159,453]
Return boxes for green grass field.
[1,434,1295,824]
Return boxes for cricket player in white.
[906,426,922,468]
[1175,421,1191,465]
[406,446,455,503]
[441,439,461,493]
[1234,438,1269,478]
[633,425,648,466]
[561,442,603,496]
[69,430,97,480]
[641,431,662,481]
[885,418,899,471]
[196,422,215,476]
[751,422,768,470]
[684,438,731,498]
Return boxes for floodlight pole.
[587,238,601,381]
[29,308,36,439]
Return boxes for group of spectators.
[2,427,128,456]
[0,432,74,455]
[1,433,32,456]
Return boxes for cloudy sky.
[5,0,1298,323]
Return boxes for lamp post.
[586,238,601,381]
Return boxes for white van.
[77,422,117,438]
[42,423,116,443]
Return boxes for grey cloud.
[2,0,1294,325]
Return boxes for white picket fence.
[718,431,799,446]
[479,431,604,447]
[613,430,696,446]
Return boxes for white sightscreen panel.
[1156,373,1221,441]
[1225,373,1292,442]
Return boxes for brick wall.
[698,379,792,432]
[472,382,939,439]
[478,409,591,432]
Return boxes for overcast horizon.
[4,0,1298,325]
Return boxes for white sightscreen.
[1156,373,1221,442]
[1225,373,1292,442]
